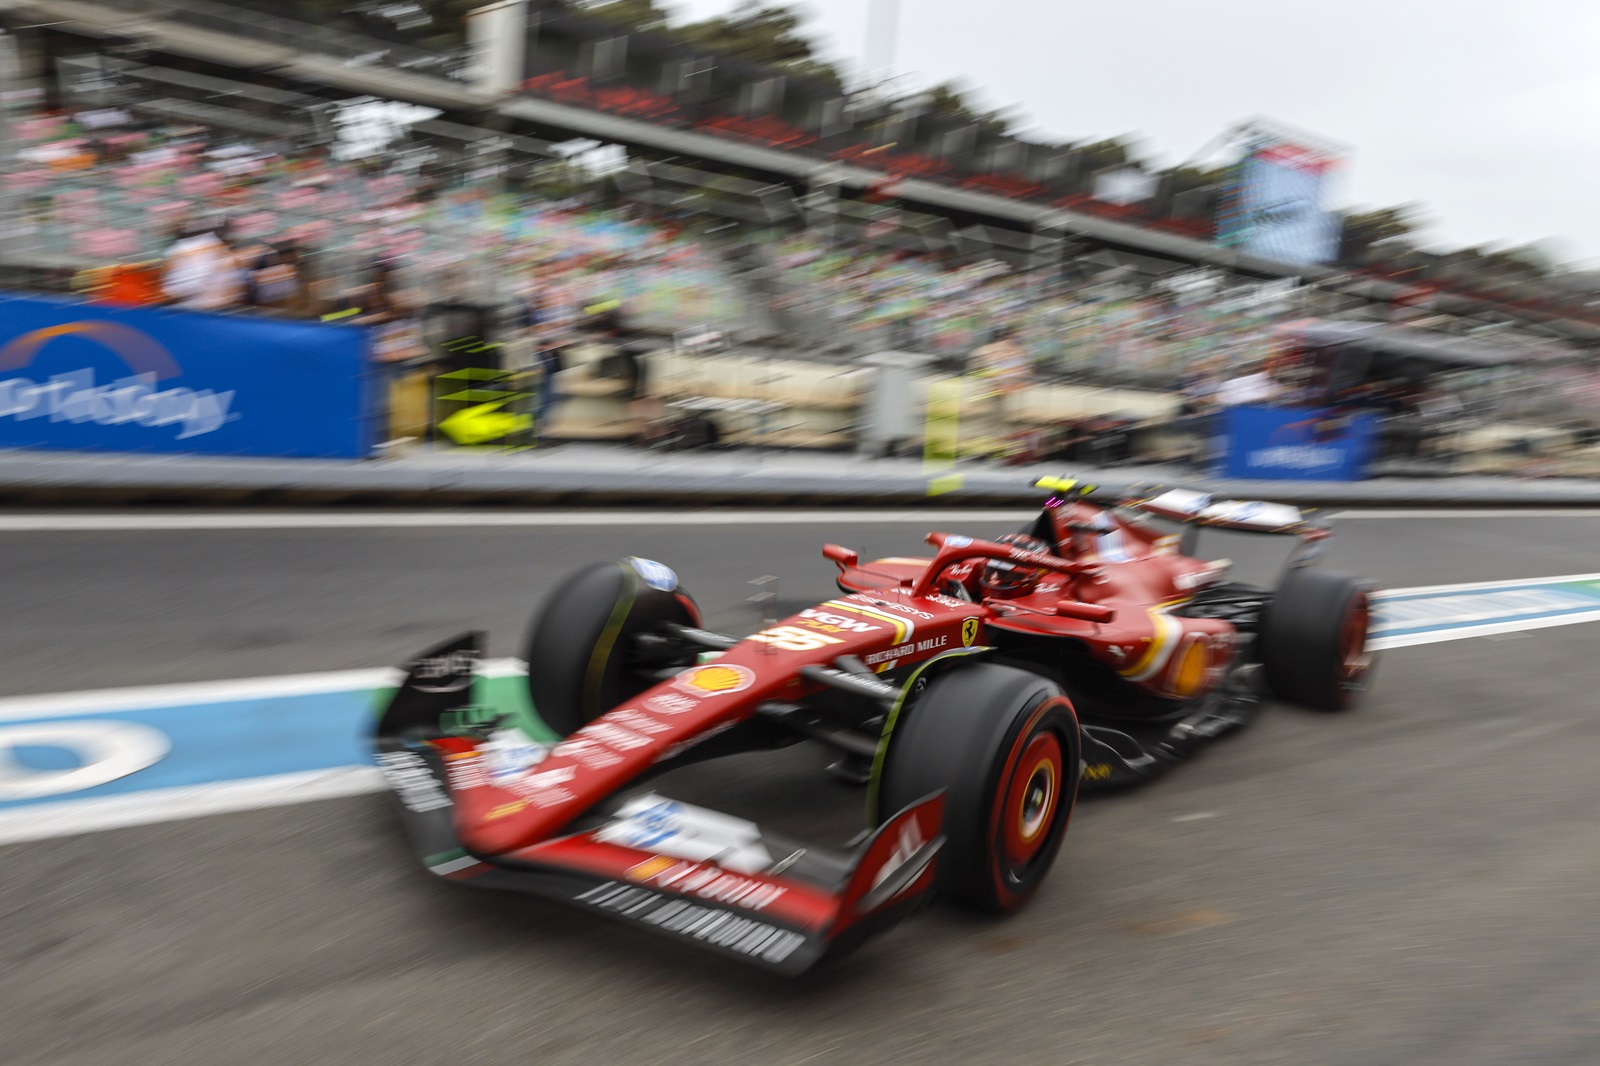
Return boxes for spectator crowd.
[763,233,1290,389]
[9,99,1600,456]
[6,108,743,341]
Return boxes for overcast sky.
[669,0,1600,265]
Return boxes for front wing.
[372,633,945,975]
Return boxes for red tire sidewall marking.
[675,592,703,627]
[1002,731,1062,866]
[987,695,1079,907]
[1338,591,1373,705]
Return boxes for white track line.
[1373,572,1600,598]
[1369,608,1600,651]
[1328,509,1600,520]
[0,658,522,722]
[0,510,1035,532]
[0,767,384,847]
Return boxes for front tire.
[1259,567,1376,711]
[524,559,700,736]
[876,663,1081,913]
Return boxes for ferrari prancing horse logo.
[961,618,980,647]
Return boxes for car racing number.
[747,626,845,653]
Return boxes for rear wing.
[371,634,944,975]
[1032,477,1323,537]
[1134,489,1323,537]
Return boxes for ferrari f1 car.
[373,477,1377,974]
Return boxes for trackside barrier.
[1218,405,1378,482]
[0,292,377,459]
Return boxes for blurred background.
[4,0,1600,477]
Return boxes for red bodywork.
[443,590,973,863]
[837,501,1249,700]
[448,501,1263,863]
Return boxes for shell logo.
[675,663,756,696]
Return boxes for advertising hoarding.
[1218,404,1376,481]
[0,293,375,458]
[1218,140,1340,267]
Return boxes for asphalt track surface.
[4,510,1600,1065]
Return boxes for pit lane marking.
[1372,572,1600,597]
[1328,509,1600,520]
[1368,609,1600,651]
[0,767,384,847]
[0,659,523,722]
[6,572,1600,847]
[1370,572,1600,650]
[0,660,527,848]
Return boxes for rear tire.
[1259,567,1375,711]
[524,559,700,736]
[877,663,1081,913]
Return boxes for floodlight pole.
[866,0,901,89]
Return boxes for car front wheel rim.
[1339,592,1372,681]
[1002,731,1063,869]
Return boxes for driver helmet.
[980,532,1052,600]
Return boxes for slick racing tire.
[1259,567,1376,712]
[877,663,1081,913]
[524,558,700,737]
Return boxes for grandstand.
[0,77,1333,385]
[3,0,1599,468]
[5,0,1599,346]
[1,63,759,329]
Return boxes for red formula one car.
[373,477,1376,973]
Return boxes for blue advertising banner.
[0,293,375,458]
[1219,405,1376,481]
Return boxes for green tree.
[1075,137,1136,172]
[669,2,849,90]
[389,0,673,35]
[1342,206,1416,244]
[1160,163,1227,197]
[1337,205,1419,265]
[569,0,674,34]
[1481,245,1552,280]
[680,2,817,64]
[918,80,1015,134]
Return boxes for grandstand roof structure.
[1284,320,1560,372]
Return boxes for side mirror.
[1056,601,1115,623]
[822,544,859,571]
